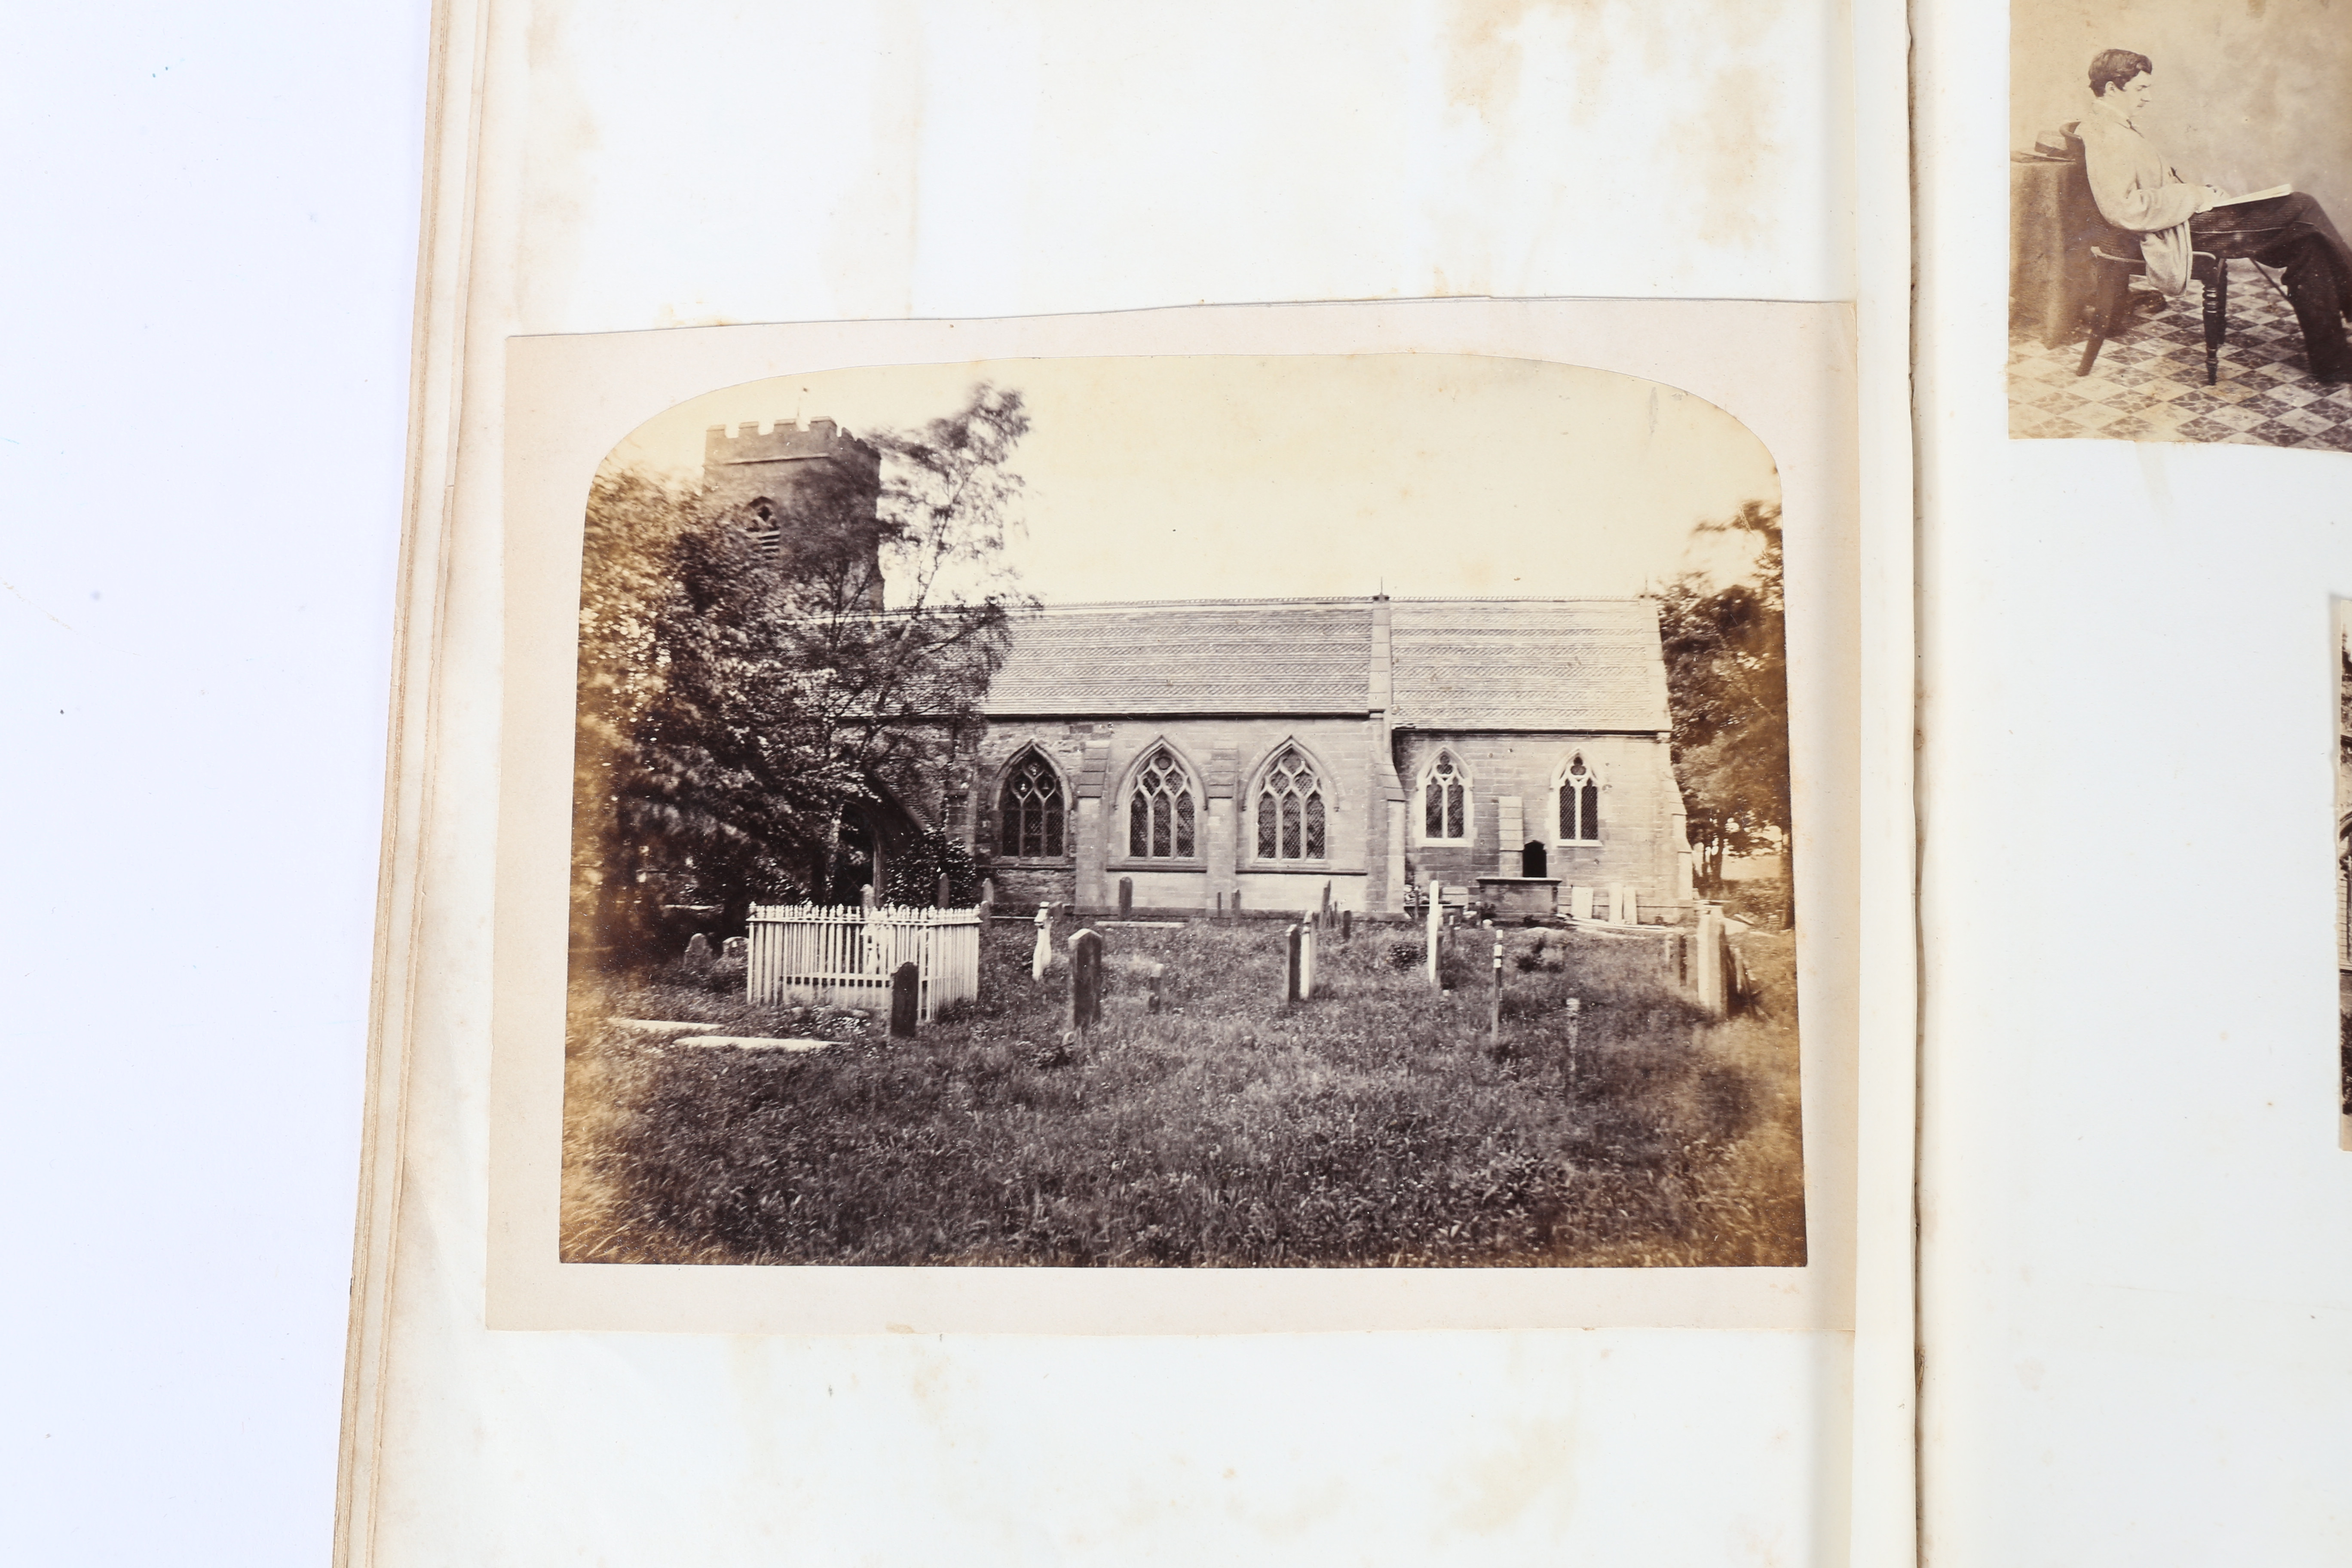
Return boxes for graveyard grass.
[560,916,1806,1268]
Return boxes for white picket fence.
[745,903,982,1022]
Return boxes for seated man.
[2079,48,2352,383]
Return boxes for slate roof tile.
[982,597,1671,732]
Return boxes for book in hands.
[2213,183,2293,205]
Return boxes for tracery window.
[1559,755,1601,843]
[998,753,1065,858]
[1255,747,1326,860]
[1128,747,1196,858]
[1421,753,1468,841]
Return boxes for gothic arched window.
[1128,747,1196,858]
[1421,752,1469,842]
[1255,747,1326,860]
[998,752,1065,858]
[744,499,781,557]
[1559,755,1602,843]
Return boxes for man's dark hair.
[2088,49,2153,98]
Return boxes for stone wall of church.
[965,717,1396,916]
[1394,731,1683,919]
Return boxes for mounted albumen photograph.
[551,352,1806,1272]
[2010,0,2352,449]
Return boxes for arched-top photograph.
[557,350,1804,1272]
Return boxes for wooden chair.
[2078,241,2228,384]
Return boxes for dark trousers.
[2192,192,2352,378]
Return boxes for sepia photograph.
[550,352,1807,1272]
[2009,0,2352,449]
[2338,600,2351,1146]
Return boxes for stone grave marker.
[1118,876,1133,917]
[720,935,746,960]
[888,962,920,1038]
[1283,924,1305,1004]
[1069,928,1103,1033]
[683,932,714,970]
[1032,904,1054,981]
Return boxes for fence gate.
[746,904,982,1023]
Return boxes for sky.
[603,353,1781,606]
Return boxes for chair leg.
[2079,265,2131,377]
[2203,262,2228,386]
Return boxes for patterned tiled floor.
[2009,265,2352,450]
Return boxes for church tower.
[701,416,885,607]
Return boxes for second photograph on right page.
[2009,0,2352,449]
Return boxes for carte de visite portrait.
[2009,0,2352,450]
[486,302,1859,1334]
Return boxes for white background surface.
[1916,2,2352,1563]
[3,3,1910,1564]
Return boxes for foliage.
[559,920,1807,1268]
[571,386,1032,964]
[1657,499,1791,911]
[883,827,982,907]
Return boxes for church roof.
[1387,599,1671,732]
[983,599,1373,715]
[981,596,1671,732]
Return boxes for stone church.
[703,416,1697,922]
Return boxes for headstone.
[1299,920,1317,999]
[1322,881,1333,916]
[1569,884,1595,922]
[1032,905,1054,981]
[1233,889,1243,914]
[1488,932,1504,1041]
[683,932,714,970]
[720,935,747,960]
[1118,876,1133,918]
[980,877,998,915]
[1424,883,1442,990]
[1216,892,1224,916]
[860,882,876,912]
[1610,884,1634,925]
[1143,961,1166,1014]
[1341,909,1353,943]
[888,962,920,1038]
[1284,924,1304,1004]
[1069,928,1104,1032]
[1692,903,1727,1017]
[937,873,951,909]
[1563,996,1583,1090]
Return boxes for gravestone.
[1691,903,1727,1017]
[1232,889,1243,914]
[1032,905,1054,981]
[720,935,747,960]
[1118,876,1133,917]
[1341,909,1352,943]
[1145,962,1165,1014]
[979,877,998,916]
[859,882,876,912]
[1563,996,1583,1090]
[683,933,714,970]
[1069,928,1103,1032]
[936,873,951,909]
[1610,884,1634,925]
[1300,919,1317,998]
[1488,931,1505,1041]
[888,962,920,1038]
[1569,885,1595,922]
[1216,892,1224,916]
[1283,924,1305,1004]
[1424,884,1442,990]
